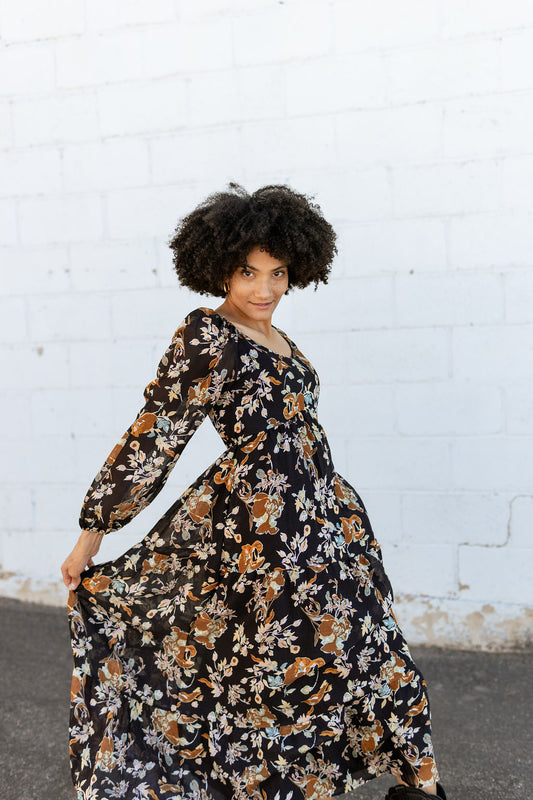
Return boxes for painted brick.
[234,65,286,121]
[233,3,331,66]
[0,487,34,531]
[286,53,388,116]
[381,543,456,598]
[401,491,509,546]
[333,0,439,53]
[393,160,501,218]
[105,185,198,240]
[0,148,62,197]
[509,496,533,548]
[396,383,502,436]
[63,139,150,193]
[396,272,503,327]
[12,92,100,147]
[1,0,84,41]
[452,438,533,492]
[387,39,501,104]
[98,78,189,137]
[337,105,442,167]
[18,194,103,245]
[33,484,82,532]
[69,240,158,292]
[239,116,337,174]
[55,31,146,89]
[150,128,241,186]
[69,340,155,389]
[0,42,55,95]
[0,297,28,342]
[307,165,391,223]
[28,293,111,342]
[441,0,533,36]
[111,288,195,340]
[85,0,175,32]
[504,268,533,324]
[505,386,533,434]
[453,325,533,383]
[3,246,71,295]
[348,438,452,491]
[292,276,394,332]
[319,384,395,438]
[450,210,533,269]
[0,391,32,441]
[458,544,531,604]
[442,94,513,160]
[339,219,447,276]
[0,198,18,245]
[503,155,533,210]
[0,343,70,389]
[501,29,533,93]
[141,19,233,76]
[347,328,448,383]
[0,102,12,148]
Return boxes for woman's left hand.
[61,530,104,590]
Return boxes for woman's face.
[226,245,289,321]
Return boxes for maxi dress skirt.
[68,307,439,800]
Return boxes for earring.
[223,281,229,294]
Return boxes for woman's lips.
[251,302,273,308]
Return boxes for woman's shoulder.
[174,306,235,348]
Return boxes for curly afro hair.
[168,182,338,297]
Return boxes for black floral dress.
[68,306,439,800]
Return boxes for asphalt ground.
[1,596,531,800]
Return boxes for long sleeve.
[78,308,235,535]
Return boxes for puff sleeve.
[78,309,235,535]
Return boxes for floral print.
[68,307,439,799]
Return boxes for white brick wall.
[1,0,532,649]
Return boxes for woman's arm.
[61,310,235,586]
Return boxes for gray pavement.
[0,596,531,800]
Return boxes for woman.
[62,183,447,800]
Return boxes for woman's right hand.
[61,530,104,590]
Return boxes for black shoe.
[385,783,447,800]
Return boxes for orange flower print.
[246,704,277,729]
[131,412,158,437]
[242,761,270,794]
[81,572,112,594]
[214,458,238,490]
[283,392,305,420]
[192,611,227,650]
[360,720,384,754]
[340,513,365,544]
[263,568,285,602]
[238,541,265,573]
[186,482,213,523]
[417,756,438,784]
[284,657,325,686]
[318,613,351,656]
[303,773,335,800]
[380,653,416,692]
[98,658,123,690]
[333,474,362,510]
[251,492,284,535]
[162,627,197,668]
[152,708,181,745]
[95,736,115,772]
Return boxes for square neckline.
[206,309,301,362]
